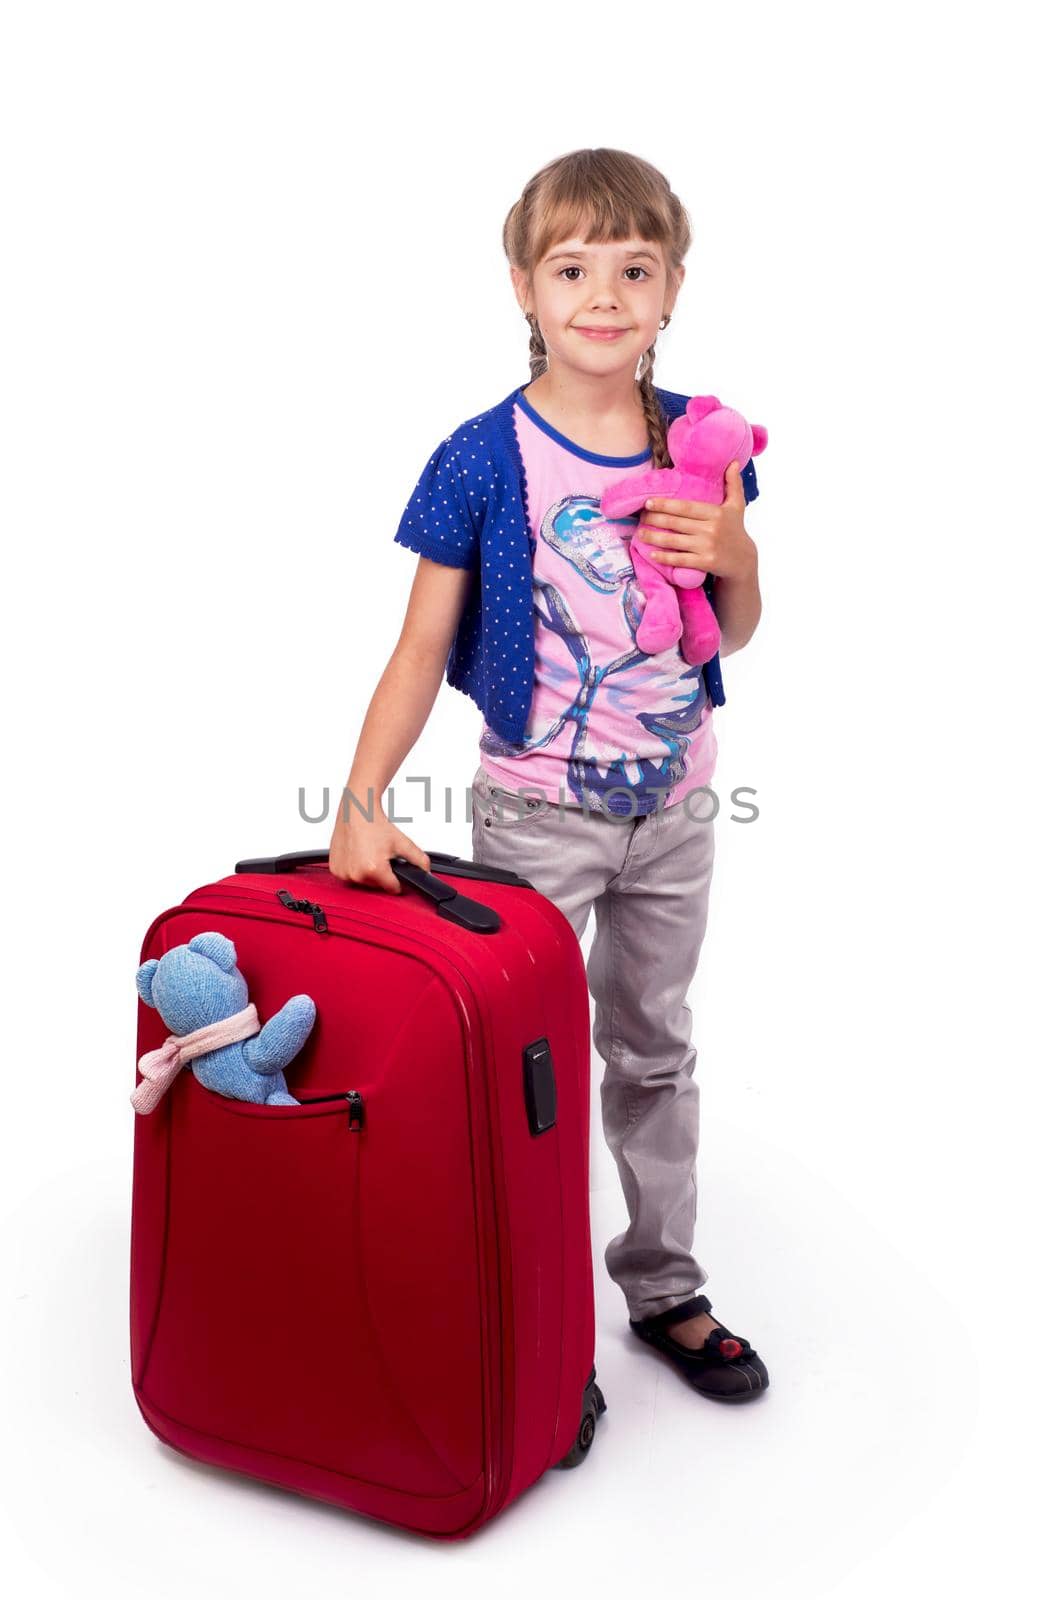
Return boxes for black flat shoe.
[629,1293,770,1402]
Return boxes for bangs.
[531,189,672,268]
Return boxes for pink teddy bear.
[600,395,768,664]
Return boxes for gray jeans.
[470,763,717,1323]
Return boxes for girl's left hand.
[636,459,756,581]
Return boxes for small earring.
[659,314,671,330]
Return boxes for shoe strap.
[644,1293,713,1331]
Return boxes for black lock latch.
[523,1037,557,1135]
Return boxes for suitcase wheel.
[555,1375,607,1469]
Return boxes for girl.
[328,147,769,1403]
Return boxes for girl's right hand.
[327,812,431,895]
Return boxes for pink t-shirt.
[479,393,718,817]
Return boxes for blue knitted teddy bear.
[133,932,316,1111]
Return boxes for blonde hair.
[503,147,692,469]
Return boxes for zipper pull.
[296,1088,365,1131]
[276,889,328,933]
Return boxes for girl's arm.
[712,548,762,656]
[328,556,474,894]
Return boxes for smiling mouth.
[574,326,631,340]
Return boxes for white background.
[2,2,1045,1595]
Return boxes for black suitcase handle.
[234,848,532,889]
[233,849,534,936]
[387,859,498,934]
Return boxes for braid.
[637,339,671,468]
[526,313,548,381]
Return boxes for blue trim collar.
[512,384,654,467]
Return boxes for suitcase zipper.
[295,1089,365,1130]
[275,889,328,933]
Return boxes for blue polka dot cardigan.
[393,381,760,746]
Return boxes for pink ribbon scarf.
[131,1003,261,1115]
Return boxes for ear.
[685,395,721,424]
[509,263,529,316]
[136,959,160,1007]
[750,424,768,456]
[188,932,238,972]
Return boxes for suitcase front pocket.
[140,1076,479,1498]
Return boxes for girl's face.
[512,235,683,380]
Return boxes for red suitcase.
[129,849,606,1540]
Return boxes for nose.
[590,292,620,312]
[589,274,620,310]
